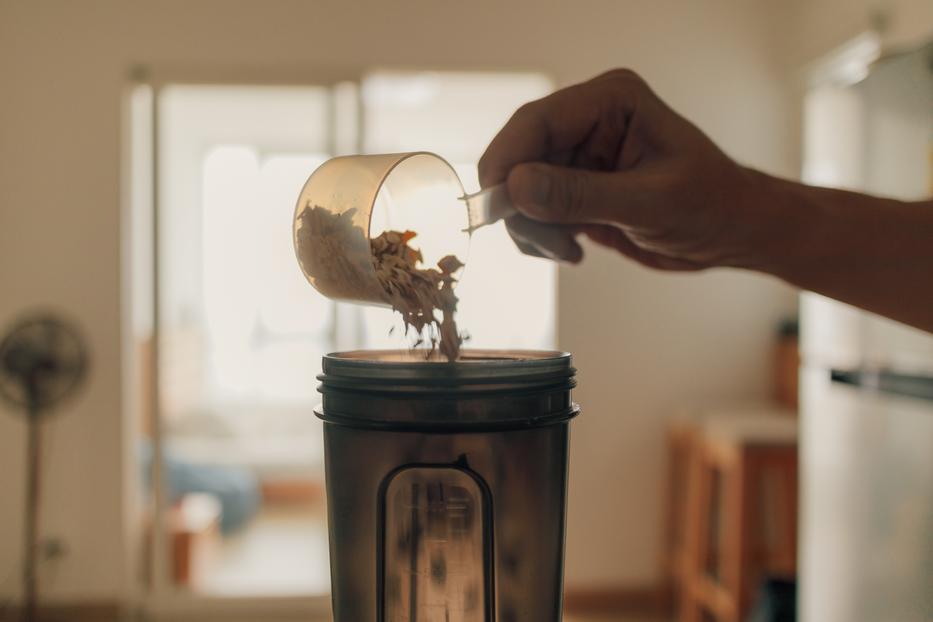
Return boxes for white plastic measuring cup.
[292,152,513,306]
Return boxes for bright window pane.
[157,85,333,597]
[361,71,556,350]
[202,148,332,403]
[257,155,332,338]
[452,164,556,349]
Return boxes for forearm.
[738,170,933,333]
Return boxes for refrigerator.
[799,42,933,621]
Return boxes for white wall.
[0,0,806,603]
[779,0,933,69]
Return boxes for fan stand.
[0,313,89,622]
[23,385,41,622]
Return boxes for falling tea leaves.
[295,203,464,361]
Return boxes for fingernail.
[518,166,551,215]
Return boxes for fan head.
[0,313,88,415]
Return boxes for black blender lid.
[316,349,578,431]
[320,349,574,386]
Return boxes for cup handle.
[461,184,517,233]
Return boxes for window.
[140,70,554,604]
[201,148,331,404]
[156,85,336,597]
[359,72,557,351]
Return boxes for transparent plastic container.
[292,152,511,306]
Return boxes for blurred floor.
[191,502,669,620]
[564,614,668,622]
[563,614,668,622]
[197,503,330,595]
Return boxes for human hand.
[479,69,770,270]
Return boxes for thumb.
[507,162,642,224]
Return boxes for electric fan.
[0,312,88,622]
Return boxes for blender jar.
[317,349,580,622]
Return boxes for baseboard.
[563,583,670,616]
[0,602,122,622]
[1,589,665,621]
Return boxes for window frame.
[125,63,555,619]
[126,64,365,620]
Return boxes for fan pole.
[22,398,40,622]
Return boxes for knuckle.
[515,100,535,115]
[601,67,644,86]
[479,98,545,184]
[594,68,648,116]
[511,100,543,127]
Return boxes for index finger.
[477,69,642,188]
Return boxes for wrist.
[726,168,823,277]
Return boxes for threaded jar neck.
[316,349,578,431]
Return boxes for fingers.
[505,217,704,271]
[575,224,705,271]
[478,69,645,188]
[506,216,583,264]
[507,162,650,225]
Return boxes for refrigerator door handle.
[830,368,933,403]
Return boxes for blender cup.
[292,152,512,307]
[317,349,580,622]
